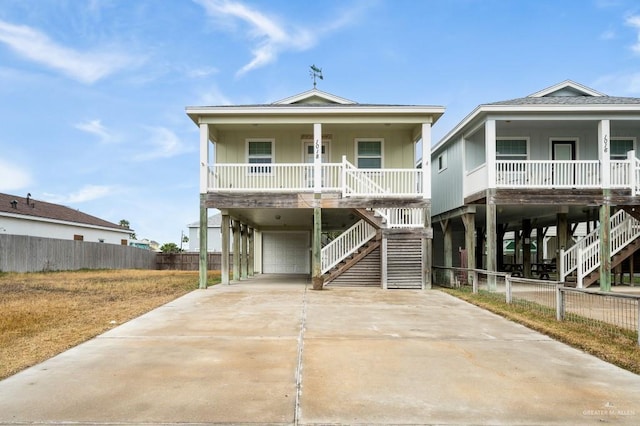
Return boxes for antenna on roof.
[309,64,323,88]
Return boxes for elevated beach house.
[187,88,444,289]
[431,80,640,289]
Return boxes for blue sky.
[1,0,640,246]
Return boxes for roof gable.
[528,80,606,98]
[272,88,356,105]
[0,192,127,231]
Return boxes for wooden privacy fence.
[0,234,157,272]
[156,252,231,271]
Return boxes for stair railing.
[571,211,640,287]
[342,156,387,197]
[559,209,626,281]
[321,219,376,274]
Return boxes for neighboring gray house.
[187,213,225,252]
[431,80,640,289]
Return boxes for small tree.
[160,242,181,253]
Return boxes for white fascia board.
[432,103,640,154]
[272,89,357,105]
[528,80,606,98]
[0,212,132,235]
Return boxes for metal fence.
[433,266,640,346]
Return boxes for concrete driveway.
[1,274,639,425]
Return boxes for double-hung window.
[247,139,273,173]
[496,138,528,161]
[356,139,382,169]
[610,138,635,160]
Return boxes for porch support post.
[497,224,507,272]
[441,219,452,285]
[599,202,612,291]
[522,219,532,278]
[421,123,432,199]
[241,223,248,280]
[599,120,611,189]
[557,211,568,258]
[628,150,636,193]
[462,211,476,283]
[536,227,545,263]
[232,219,240,282]
[312,207,323,290]
[486,120,497,189]
[486,190,497,290]
[514,230,521,265]
[313,123,322,193]
[198,195,208,289]
[221,213,230,285]
[248,227,254,277]
[476,227,485,269]
[198,123,210,290]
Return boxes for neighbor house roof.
[188,213,222,228]
[0,192,129,232]
[432,80,640,154]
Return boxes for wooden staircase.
[574,237,640,287]
[324,238,381,286]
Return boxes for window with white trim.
[610,138,635,160]
[356,139,382,169]
[247,139,273,173]
[496,138,527,161]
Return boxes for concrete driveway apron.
[0,275,639,425]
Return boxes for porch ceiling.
[223,207,358,231]
[466,204,599,231]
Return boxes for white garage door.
[262,232,310,274]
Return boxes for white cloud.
[43,184,115,204]
[197,84,233,105]
[186,66,219,78]
[134,127,192,161]
[0,19,141,84]
[75,119,118,143]
[626,15,640,54]
[0,159,32,192]
[195,0,353,76]
[592,72,640,95]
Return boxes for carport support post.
[312,206,323,290]
[522,219,532,278]
[441,219,452,285]
[241,223,248,280]
[486,192,497,291]
[462,211,476,282]
[248,227,254,277]
[232,219,240,282]
[198,195,208,289]
[221,213,230,285]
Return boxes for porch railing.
[207,161,423,197]
[376,207,425,228]
[496,160,600,188]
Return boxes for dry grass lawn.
[0,269,219,380]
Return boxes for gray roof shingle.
[0,192,128,231]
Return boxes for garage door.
[262,232,310,274]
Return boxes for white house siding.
[0,215,129,245]
[188,226,224,252]
[431,137,465,217]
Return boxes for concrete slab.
[0,275,639,425]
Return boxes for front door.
[552,139,577,186]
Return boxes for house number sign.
[315,139,320,159]
[603,134,609,154]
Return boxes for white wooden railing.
[376,208,424,228]
[342,157,422,197]
[207,160,423,197]
[321,219,376,274]
[561,210,640,287]
[496,160,600,188]
[208,163,342,192]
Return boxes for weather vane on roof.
[310,64,323,88]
